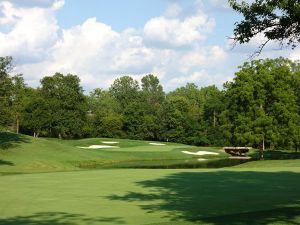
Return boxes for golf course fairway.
[1,166,300,225]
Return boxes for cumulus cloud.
[166,70,232,90]
[167,70,209,89]
[1,0,229,91]
[0,1,60,62]
[180,46,226,73]
[164,3,182,18]
[144,2,215,48]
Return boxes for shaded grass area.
[0,132,30,150]
[147,206,300,225]
[107,170,300,225]
[0,169,300,225]
[0,159,14,166]
[235,159,300,168]
[0,212,125,225]
[263,150,300,160]
[75,158,248,169]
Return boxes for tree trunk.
[58,133,62,139]
[16,118,19,134]
[260,138,265,160]
[213,110,216,128]
[33,132,36,138]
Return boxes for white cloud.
[167,70,209,89]
[289,47,300,61]
[164,3,182,18]
[144,2,215,48]
[0,1,59,62]
[165,70,232,90]
[52,0,64,10]
[180,46,226,73]
[2,0,230,92]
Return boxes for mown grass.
[1,132,300,224]
[0,132,227,174]
[0,167,300,225]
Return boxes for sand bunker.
[197,158,207,161]
[149,143,166,146]
[78,145,119,149]
[181,150,219,155]
[102,141,119,144]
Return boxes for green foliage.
[0,57,27,132]
[109,76,140,109]
[222,58,300,150]
[0,57,14,130]
[22,95,51,137]
[40,73,87,138]
[229,0,300,54]
[86,88,123,138]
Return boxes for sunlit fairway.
[1,133,300,225]
[0,132,228,174]
[1,166,300,225]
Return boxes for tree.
[140,75,165,140]
[11,75,26,134]
[158,95,190,143]
[222,58,300,158]
[200,86,225,145]
[141,74,165,110]
[23,96,51,137]
[40,73,87,138]
[0,56,14,130]
[167,83,205,145]
[87,88,123,138]
[229,0,300,54]
[109,76,140,109]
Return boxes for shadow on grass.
[0,132,30,150]
[108,171,300,225]
[0,159,14,166]
[263,150,300,160]
[0,212,125,225]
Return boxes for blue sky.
[0,0,299,92]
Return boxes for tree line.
[0,56,299,151]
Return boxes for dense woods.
[0,56,299,150]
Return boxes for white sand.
[78,145,119,149]
[102,141,119,144]
[197,158,207,161]
[181,150,219,155]
[149,143,166,146]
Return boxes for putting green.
[1,166,300,225]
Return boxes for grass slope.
[0,132,227,174]
[0,166,300,225]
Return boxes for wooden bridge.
[224,147,250,158]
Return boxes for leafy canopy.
[229,0,300,54]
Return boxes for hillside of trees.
[0,56,299,150]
